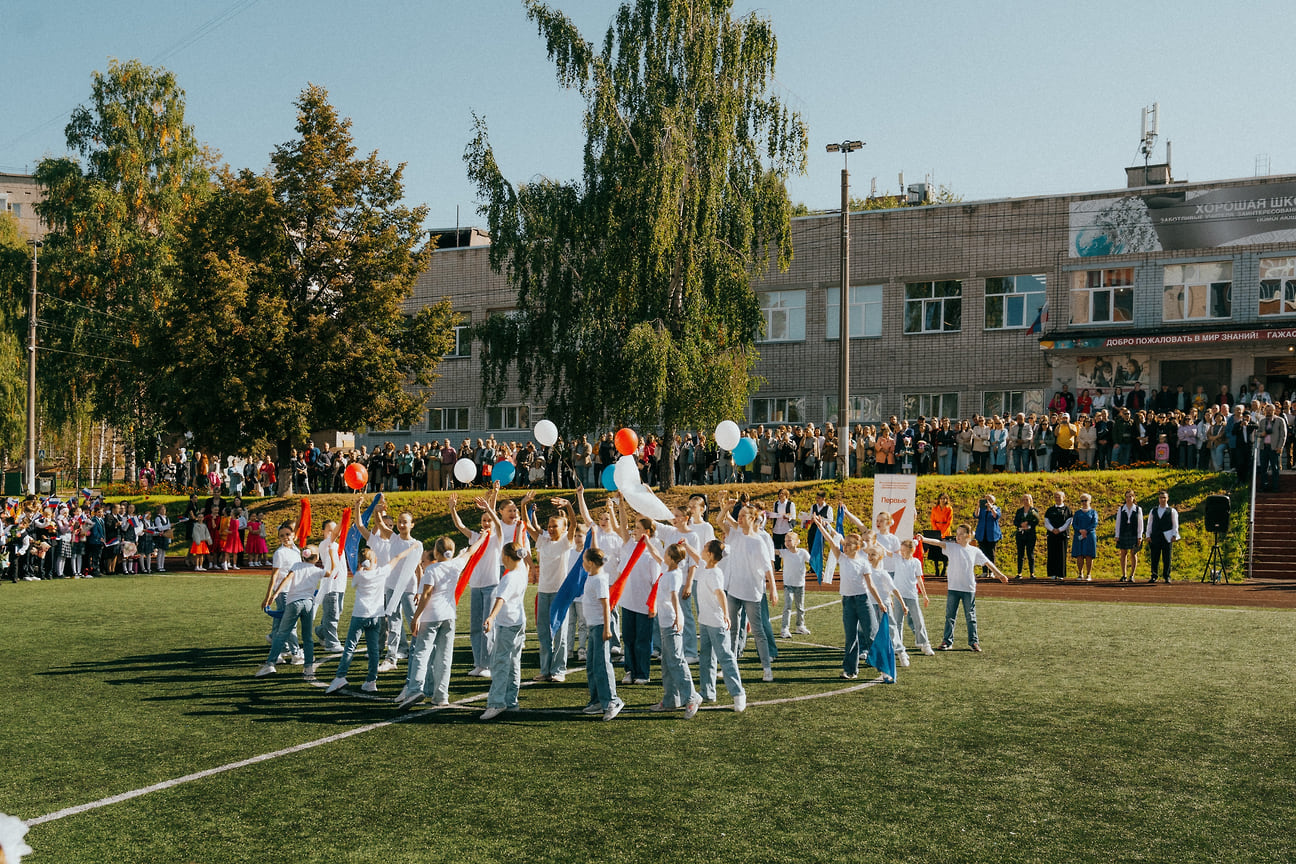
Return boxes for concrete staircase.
[1251,472,1296,580]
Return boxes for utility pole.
[825,140,863,483]
[26,240,41,496]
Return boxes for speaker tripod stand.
[1200,531,1228,584]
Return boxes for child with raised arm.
[531,497,579,683]
[652,543,703,718]
[778,531,811,638]
[325,542,420,694]
[479,493,530,720]
[893,539,933,659]
[681,539,746,712]
[609,500,662,686]
[716,493,779,682]
[313,519,347,654]
[265,523,302,664]
[922,523,1009,652]
[378,510,423,672]
[579,547,625,720]
[815,515,888,680]
[447,489,497,677]
[256,546,323,680]
[400,534,485,709]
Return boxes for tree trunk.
[276,437,293,496]
[662,422,676,491]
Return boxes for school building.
[360,163,1296,448]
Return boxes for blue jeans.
[894,594,928,650]
[621,609,653,680]
[536,591,569,678]
[939,449,954,475]
[487,622,525,709]
[1112,443,1126,466]
[1013,448,1029,473]
[841,594,876,676]
[335,615,383,682]
[314,591,345,650]
[270,593,300,653]
[680,591,699,662]
[383,590,415,658]
[823,460,837,480]
[586,627,617,710]
[266,597,315,666]
[698,623,745,702]
[780,585,805,631]
[727,595,774,671]
[942,590,978,646]
[658,626,697,707]
[470,585,495,669]
[405,619,455,703]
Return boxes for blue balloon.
[602,463,618,492]
[732,436,757,466]
[493,459,516,487]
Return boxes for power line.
[36,345,128,364]
[37,320,136,347]
[37,292,137,324]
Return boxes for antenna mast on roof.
[1140,102,1159,170]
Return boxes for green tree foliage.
[0,213,30,458]
[158,85,455,467]
[33,58,209,454]
[465,0,806,485]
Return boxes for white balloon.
[613,454,641,491]
[714,419,741,451]
[453,457,477,484]
[534,419,559,447]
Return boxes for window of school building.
[825,285,883,339]
[983,389,1044,418]
[904,392,959,419]
[427,407,470,432]
[984,274,1046,330]
[758,290,806,342]
[1259,256,1296,317]
[903,280,962,334]
[1069,268,1134,325]
[824,394,883,424]
[486,405,530,431]
[446,323,471,358]
[1163,261,1232,322]
[749,396,805,425]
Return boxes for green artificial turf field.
[4,573,1293,863]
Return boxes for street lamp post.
[26,240,41,496]
[825,139,863,483]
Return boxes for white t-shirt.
[352,562,390,619]
[779,547,810,588]
[656,567,685,630]
[490,562,529,628]
[385,536,424,595]
[536,534,576,593]
[581,570,610,626]
[838,553,872,598]
[468,529,500,589]
[269,545,302,601]
[319,540,346,593]
[893,557,923,598]
[367,533,392,567]
[416,558,464,623]
[945,543,990,593]
[694,565,728,629]
[591,527,622,571]
[868,564,896,609]
[724,532,771,602]
[281,562,324,604]
[875,531,901,573]
[655,524,698,555]
[685,520,715,550]
[617,537,661,614]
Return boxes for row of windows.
[760,275,1046,342]
[760,256,1296,342]
[371,404,529,435]
[750,390,1045,426]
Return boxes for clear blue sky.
[4,0,1294,228]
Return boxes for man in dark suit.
[1144,490,1179,583]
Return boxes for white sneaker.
[255,664,276,677]
[480,706,504,721]
[398,691,424,710]
[795,626,811,635]
[468,666,487,677]
[610,646,623,658]
[222,562,231,570]
[921,644,936,656]
[360,680,378,693]
[733,693,747,713]
[478,668,491,679]
[582,703,603,715]
[550,673,566,683]
[290,651,305,666]
[577,650,587,662]
[898,654,911,668]
[325,677,347,694]
[621,673,633,685]
[684,696,702,720]
[761,668,774,683]
[603,698,624,721]
[305,662,321,678]
[780,630,791,639]
[377,658,397,673]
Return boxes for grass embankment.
[110,469,1245,581]
[5,573,1293,863]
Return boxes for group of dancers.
[256,486,994,720]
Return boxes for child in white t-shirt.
[399,534,481,709]
[652,544,702,718]
[683,539,747,712]
[580,547,624,720]
[257,546,324,680]
[480,541,529,720]
[778,531,811,638]
[325,543,419,694]
[890,539,932,664]
[921,524,1009,652]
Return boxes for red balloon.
[614,428,639,456]
[344,462,368,491]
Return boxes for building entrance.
[1159,359,1231,407]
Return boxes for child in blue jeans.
[580,547,624,720]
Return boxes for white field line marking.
[804,597,842,612]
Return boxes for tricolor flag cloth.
[865,611,897,682]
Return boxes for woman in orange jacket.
[928,493,954,579]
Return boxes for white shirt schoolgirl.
[581,569,611,626]
[892,556,923,600]
[491,561,529,629]
[779,547,810,588]
[617,536,661,615]
[416,558,466,625]
[656,566,686,630]
[352,560,392,620]
[693,565,728,629]
[875,531,901,574]
[385,536,424,597]
[536,534,576,593]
